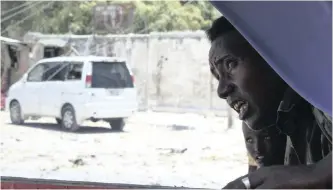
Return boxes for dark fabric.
[313,107,332,144]
[276,88,332,165]
[248,165,257,173]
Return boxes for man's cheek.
[236,67,259,89]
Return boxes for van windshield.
[91,61,133,88]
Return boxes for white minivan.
[6,56,138,132]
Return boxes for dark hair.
[206,16,239,42]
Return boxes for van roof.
[38,56,126,63]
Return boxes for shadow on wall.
[155,55,168,100]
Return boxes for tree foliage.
[132,0,220,33]
[1,0,221,37]
[1,1,35,38]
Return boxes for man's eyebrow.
[212,55,232,68]
[259,131,270,136]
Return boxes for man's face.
[242,123,286,167]
[209,32,286,129]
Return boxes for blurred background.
[0,1,246,189]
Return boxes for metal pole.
[209,70,213,110]
[145,36,150,111]
[227,107,233,129]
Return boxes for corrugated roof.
[37,39,69,47]
[0,36,26,46]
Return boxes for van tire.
[61,105,80,132]
[109,118,125,131]
[9,100,24,125]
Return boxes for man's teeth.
[233,101,246,112]
[240,104,246,113]
[257,156,264,159]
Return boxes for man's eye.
[225,60,237,71]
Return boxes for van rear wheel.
[108,118,125,131]
[61,105,80,132]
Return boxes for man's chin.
[257,162,264,168]
[244,114,276,130]
[243,113,259,130]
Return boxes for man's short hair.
[206,16,240,42]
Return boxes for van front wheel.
[10,101,24,125]
[108,118,125,131]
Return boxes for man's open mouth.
[255,155,265,165]
[230,100,249,120]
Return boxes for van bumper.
[76,103,137,124]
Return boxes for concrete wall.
[24,31,228,113]
[1,42,30,91]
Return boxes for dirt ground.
[0,111,247,189]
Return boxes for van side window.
[43,62,69,81]
[27,64,46,82]
[66,62,83,80]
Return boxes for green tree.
[2,0,221,36]
[132,0,221,33]
[30,1,98,34]
[1,1,35,39]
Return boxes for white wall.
[24,31,229,113]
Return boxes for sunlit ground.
[0,111,247,189]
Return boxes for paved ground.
[0,111,247,189]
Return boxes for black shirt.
[276,88,332,165]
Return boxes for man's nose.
[254,141,264,154]
[217,80,234,99]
